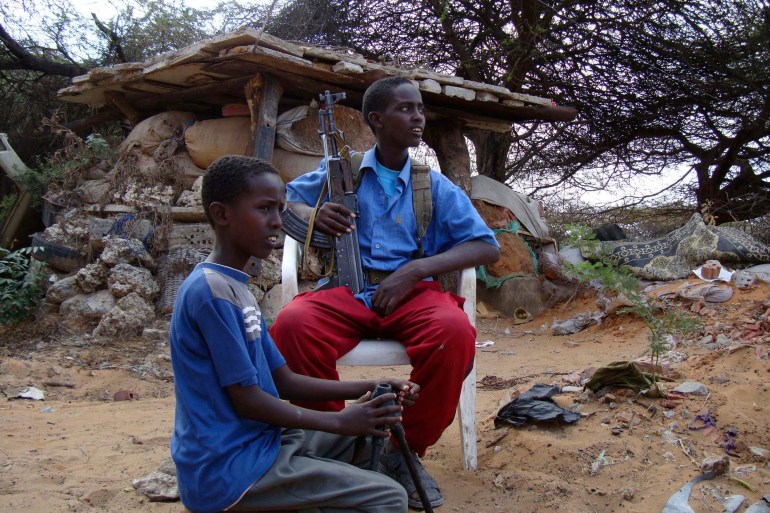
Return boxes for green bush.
[561,224,699,395]
[0,192,18,227]
[19,132,114,208]
[0,246,45,325]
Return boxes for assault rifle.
[280,91,365,294]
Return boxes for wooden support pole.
[66,108,122,135]
[245,73,283,161]
[104,91,143,126]
[423,118,472,194]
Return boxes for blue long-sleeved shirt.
[287,147,499,307]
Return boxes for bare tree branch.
[0,23,86,76]
[91,13,127,63]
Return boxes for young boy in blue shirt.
[170,155,417,513]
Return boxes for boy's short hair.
[201,155,279,225]
[362,76,414,132]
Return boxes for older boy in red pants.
[271,77,500,509]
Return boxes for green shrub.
[0,192,18,227]
[19,132,114,208]
[561,224,699,395]
[0,246,45,325]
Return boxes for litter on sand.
[5,386,45,401]
[494,384,580,428]
[693,260,734,282]
[661,471,719,513]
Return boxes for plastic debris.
[745,498,770,513]
[132,471,178,501]
[661,471,719,513]
[551,311,605,335]
[583,361,656,395]
[494,384,580,428]
[5,386,45,401]
[673,381,709,396]
[722,495,745,513]
[590,449,610,475]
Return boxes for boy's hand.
[371,263,421,316]
[336,392,402,437]
[381,379,420,407]
[315,202,355,238]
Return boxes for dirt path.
[1,280,768,513]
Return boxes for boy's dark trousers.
[229,429,407,513]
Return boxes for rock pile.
[33,111,286,337]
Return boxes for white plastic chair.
[280,235,478,470]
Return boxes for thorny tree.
[2,0,769,223]
[0,0,252,159]
[520,0,770,224]
[270,0,770,223]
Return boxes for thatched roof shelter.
[58,28,577,192]
[58,27,575,131]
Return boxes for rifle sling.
[294,152,433,277]
[305,179,333,278]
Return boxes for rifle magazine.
[280,208,332,249]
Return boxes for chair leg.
[457,360,477,470]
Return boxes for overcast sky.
[70,0,217,18]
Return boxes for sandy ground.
[1,278,768,513]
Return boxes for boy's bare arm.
[225,376,413,437]
[272,365,419,408]
[410,239,500,276]
[225,366,419,435]
[372,239,500,316]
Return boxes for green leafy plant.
[0,247,45,325]
[19,127,114,208]
[561,224,699,395]
[0,192,18,227]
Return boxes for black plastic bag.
[494,384,580,428]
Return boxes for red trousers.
[269,281,476,455]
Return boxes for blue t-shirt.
[170,262,286,513]
[374,160,399,198]
[287,147,499,306]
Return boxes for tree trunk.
[423,118,471,194]
[466,130,511,183]
[696,160,770,224]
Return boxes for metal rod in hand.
[369,384,391,471]
[370,384,435,513]
[390,424,435,513]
